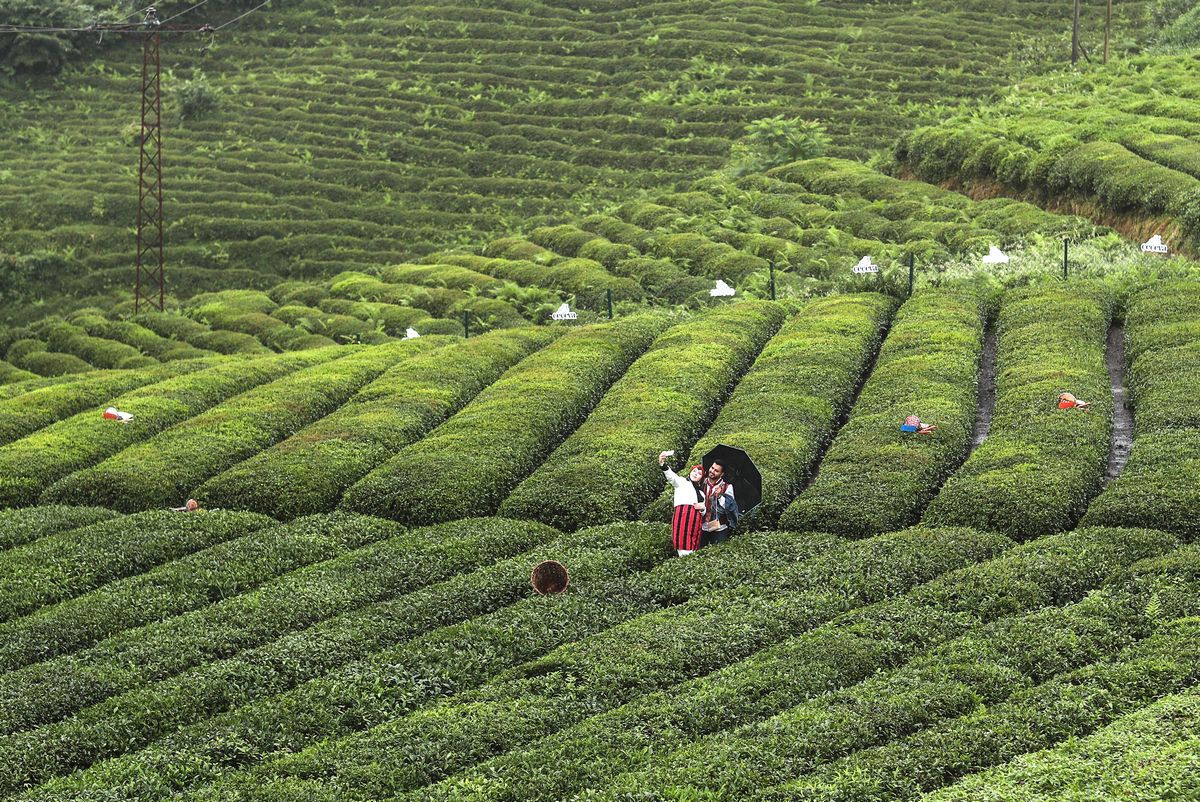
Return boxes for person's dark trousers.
[706,527,731,547]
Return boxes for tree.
[0,0,96,76]
[729,115,831,177]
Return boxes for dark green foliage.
[343,315,667,524]
[3,521,668,797]
[923,282,1113,538]
[501,302,787,531]
[647,293,896,526]
[782,287,984,536]
[0,509,273,622]
[0,504,119,551]
[199,328,556,518]
[0,349,332,508]
[46,345,406,512]
[1083,280,1200,537]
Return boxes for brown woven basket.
[531,560,570,595]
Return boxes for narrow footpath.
[1105,324,1134,485]
[969,323,998,453]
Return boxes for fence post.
[463,310,470,338]
[907,254,915,297]
[1063,239,1069,280]
[607,288,614,319]
[769,261,777,301]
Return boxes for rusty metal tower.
[92,7,214,312]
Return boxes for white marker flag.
[852,256,879,274]
[982,245,1010,265]
[551,303,578,320]
[1141,235,1169,254]
[710,279,736,297]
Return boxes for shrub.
[0,516,560,744]
[245,526,999,801]
[500,302,787,531]
[0,349,333,508]
[422,526,1170,802]
[0,509,272,623]
[1082,280,1200,537]
[647,293,896,527]
[0,360,34,385]
[0,504,119,551]
[343,315,667,523]
[916,664,1200,802]
[923,282,1113,538]
[782,287,985,536]
[45,345,408,512]
[18,350,93,376]
[198,328,556,518]
[0,358,216,446]
[4,521,668,797]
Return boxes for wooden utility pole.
[1104,0,1112,64]
[1072,0,1082,65]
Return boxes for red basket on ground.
[531,560,570,595]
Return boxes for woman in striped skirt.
[660,451,706,556]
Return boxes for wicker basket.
[531,560,570,595]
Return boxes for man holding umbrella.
[699,444,762,546]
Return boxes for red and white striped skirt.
[671,504,703,551]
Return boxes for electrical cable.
[160,0,215,25]
[213,0,271,31]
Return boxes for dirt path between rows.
[1105,324,1134,485]
[970,323,998,453]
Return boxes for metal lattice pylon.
[135,28,164,313]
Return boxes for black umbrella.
[702,443,762,513]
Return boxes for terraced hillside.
[0,277,1196,798]
[0,156,1103,348]
[896,51,1200,254]
[0,0,1150,314]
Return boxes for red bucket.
[531,560,570,595]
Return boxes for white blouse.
[662,467,705,509]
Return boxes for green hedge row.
[343,315,666,524]
[781,287,985,537]
[646,293,895,526]
[0,360,35,385]
[762,591,1200,801]
[45,344,413,512]
[1082,280,1200,537]
[5,522,668,799]
[135,312,272,355]
[0,514,393,704]
[43,323,155,371]
[920,658,1200,802]
[69,313,217,361]
[0,349,336,509]
[607,533,1191,800]
[435,252,646,307]
[0,359,217,446]
[198,330,554,518]
[0,516,565,741]
[18,350,93,377]
[0,510,273,625]
[0,505,120,552]
[501,302,787,531]
[244,526,998,801]
[923,282,1113,538]
[402,525,1170,802]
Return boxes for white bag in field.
[102,406,134,423]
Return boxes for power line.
[160,0,215,25]
[0,4,157,33]
[213,0,271,31]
